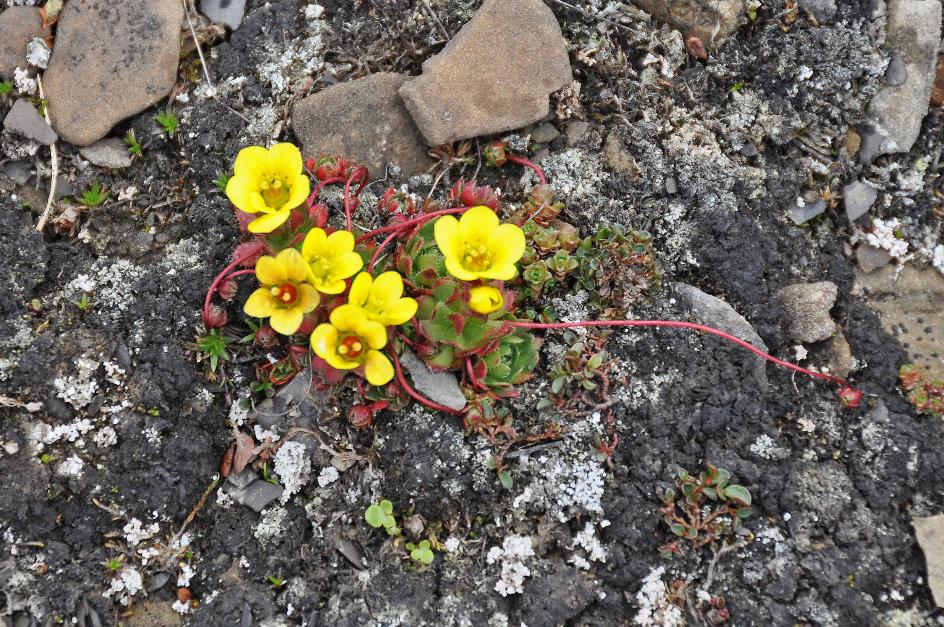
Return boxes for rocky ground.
[1,0,944,625]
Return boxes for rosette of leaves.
[365,500,401,537]
[521,260,553,298]
[397,221,447,287]
[574,225,662,316]
[405,540,435,565]
[476,329,541,392]
[899,364,944,417]
[511,185,564,226]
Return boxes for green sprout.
[105,558,123,572]
[155,108,179,136]
[213,172,231,193]
[75,292,91,311]
[0,82,12,95]
[266,575,286,589]
[405,540,435,565]
[364,499,401,536]
[80,181,108,207]
[261,463,278,484]
[40,453,53,465]
[124,130,143,158]
[196,328,231,373]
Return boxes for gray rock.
[855,244,892,273]
[43,0,183,146]
[529,122,559,144]
[293,73,432,177]
[783,462,854,531]
[823,332,853,378]
[740,141,759,157]
[843,180,878,221]
[399,0,572,146]
[224,478,284,513]
[865,0,942,157]
[400,349,467,411]
[913,514,944,608]
[857,122,887,166]
[79,138,133,168]
[2,160,32,185]
[225,467,258,491]
[787,198,826,225]
[885,55,907,86]
[564,120,590,147]
[673,283,769,389]
[0,6,47,78]
[3,98,57,144]
[799,0,837,22]
[199,0,246,30]
[630,0,744,42]
[665,176,679,194]
[776,282,838,343]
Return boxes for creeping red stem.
[203,249,262,325]
[368,231,399,272]
[507,154,547,185]
[511,319,851,389]
[355,207,469,244]
[223,269,256,281]
[343,167,369,232]
[465,358,489,392]
[390,350,463,415]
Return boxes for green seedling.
[80,181,108,207]
[266,575,285,588]
[124,130,143,158]
[365,499,400,536]
[0,82,12,95]
[40,453,53,464]
[105,558,123,572]
[405,540,435,565]
[155,109,179,136]
[213,172,231,193]
[196,328,231,373]
[75,292,90,311]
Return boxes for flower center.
[270,283,299,307]
[259,175,292,209]
[462,244,492,272]
[337,334,365,359]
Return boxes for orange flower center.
[270,283,299,307]
[462,244,491,272]
[259,175,291,209]
[337,334,365,359]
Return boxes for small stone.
[2,160,32,184]
[602,132,638,176]
[865,0,942,157]
[0,6,47,78]
[665,176,679,194]
[3,98,57,145]
[787,198,826,225]
[564,120,590,147]
[79,138,133,168]
[740,141,759,157]
[857,122,887,166]
[855,244,892,273]
[398,0,572,146]
[799,0,837,23]
[885,55,907,86]
[399,349,466,411]
[776,282,838,343]
[224,478,284,513]
[529,122,559,144]
[43,0,183,146]
[293,73,432,177]
[630,0,744,42]
[225,467,257,491]
[823,332,853,378]
[199,0,246,30]
[913,514,944,608]
[843,180,878,221]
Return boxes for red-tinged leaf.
[449,313,466,335]
[220,443,236,478]
[233,431,256,474]
[308,203,328,228]
[234,208,255,232]
[472,359,487,379]
[232,241,268,267]
[312,355,346,385]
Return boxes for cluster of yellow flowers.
[226,143,526,386]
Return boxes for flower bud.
[450,178,498,209]
[218,279,238,301]
[176,588,192,603]
[204,304,228,328]
[308,203,328,228]
[483,141,507,167]
[254,324,278,348]
[349,404,375,429]
[838,386,863,408]
[468,285,503,314]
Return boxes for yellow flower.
[434,205,525,281]
[311,304,394,385]
[225,143,311,234]
[347,272,418,326]
[244,248,320,335]
[301,228,364,294]
[468,285,503,314]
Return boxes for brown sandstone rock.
[0,6,48,78]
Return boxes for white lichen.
[317,466,339,488]
[932,244,944,276]
[103,567,143,606]
[93,426,118,448]
[850,218,912,263]
[486,535,535,597]
[123,518,159,546]
[634,566,684,627]
[53,356,100,409]
[273,441,311,503]
[56,455,84,478]
[570,522,607,570]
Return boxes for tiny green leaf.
[380,499,393,515]
[724,485,752,506]
[364,504,385,528]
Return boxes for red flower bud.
[349,404,375,429]
[483,141,507,167]
[218,279,238,301]
[204,304,228,328]
[313,156,352,181]
[254,325,278,349]
[308,203,328,228]
[450,178,498,209]
[838,386,863,408]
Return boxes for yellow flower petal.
[487,223,526,268]
[364,349,394,386]
[248,210,290,234]
[458,205,500,244]
[445,256,479,281]
[348,272,372,308]
[225,174,260,214]
[325,351,360,370]
[479,262,517,281]
[311,323,337,359]
[326,229,356,257]
[255,255,285,286]
[266,143,303,178]
[329,304,364,333]
[357,319,388,350]
[468,285,503,314]
[301,228,327,259]
[369,271,404,307]
[330,251,364,282]
[233,146,269,179]
[270,307,303,336]
[244,287,277,317]
[275,248,309,283]
[370,298,417,327]
[312,276,348,295]
[298,283,320,313]
[433,215,460,260]
[286,173,311,210]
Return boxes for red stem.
[308,176,346,203]
[368,231,399,272]
[203,249,261,324]
[224,269,256,280]
[355,207,469,244]
[390,350,464,415]
[511,319,850,388]
[507,154,547,185]
[343,167,369,232]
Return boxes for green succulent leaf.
[364,504,385,528]
[723,485,752,506]
[380,500,394,515]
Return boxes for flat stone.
[3,98,57,144]
[602,132,639,176]
[787,198,826,225]
[673,283,769,390]
[564,120,590,147]
[399,0,572,146]
[529,122,559,144]
[43,0,183,146]
[79,138,133,168]
[630,0,744,42]
[857,122,887,166]
[399,349,467,411]
[913,514,944,608]
[2,160,32,185]
[293,73,432,177]
[776,282,838,343]
[885,55,907,86]
[199,0,246,30]
[844,180,878,221]
[799,0,837,23]
[855,244,892,273]
[0,6,48,78]
[822,332,853,378]
[866,0,942,157]
[225,467,257,491]
[224,477,283,513]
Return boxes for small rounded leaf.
[364,504,385,528]
[380,500,394,515]
[724,485,752,506]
